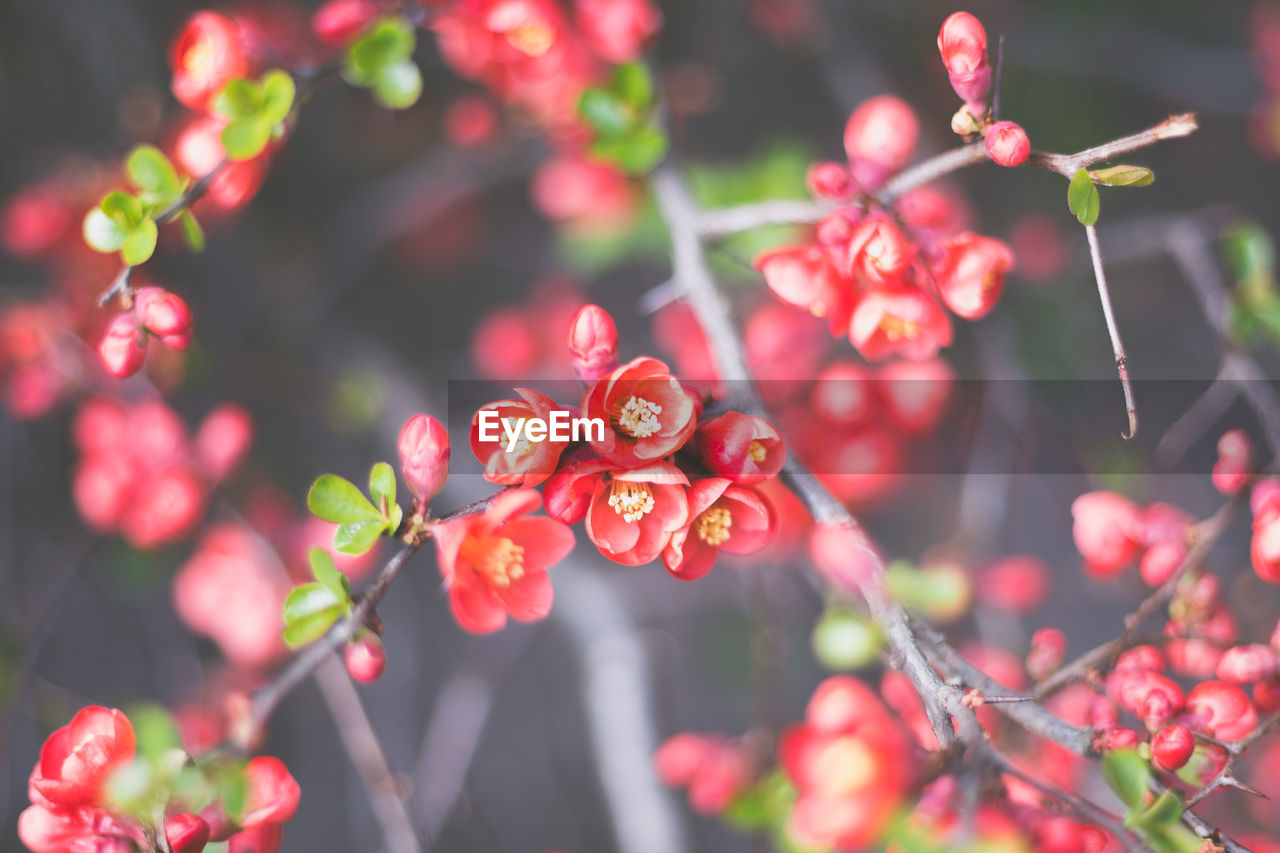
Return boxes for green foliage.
[282,548,355,648]
[213,70,296,160]
[723,771,821,853]
[1067,167,1100,226]
[1102,748,1149,809]
[1100,749,1201,853]
[343,18,422,110]
[179,209,205,252]
[1089,164,1154,187]
[1224,220,1280,350]
[884,560,969,621]
[83,189,160,265]
[306,465,402,555]
[811,606,882,671]
[577,62,667,176]
[126,145,184,202]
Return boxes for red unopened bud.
[1218,428,1252,463]
[196,404,253,483]
[133,286,193,337]
[805,161,855,200]
[99,313,148,378]
[654,732,715,786]
[1254,677,1280,713]
[166,813,211,853]
[1216,644,1280,684]
[1252,477,1280,515]
[985,121,1030,167]
[311,0,378,46]
[843,95,919,191]
[345,633,386,683]
[1151,725,1195,771]
[162,329,194,351]
[567,304,619,381]
[1071,491,1141,577]
[1140,540,1186,587]
[1186,680,1258,741]
[398,414,450,503]
[1026,627,1067,681]
[1213,429,1253,494]
[1093,725,1140,752]
[937,11,991,113]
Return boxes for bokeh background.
[2,0,1279,850]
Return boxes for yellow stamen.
[695,507,732,546]
[507,21,555,56]
[879,314,919,341]
[747,441,767,463]
[813,736,877,798]
[608,481,655,523]
[459,536,526,588]
[616,395,663,438]
[184,40,219,77]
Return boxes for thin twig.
[1085,224,1138,439]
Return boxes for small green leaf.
[1101,748,1150,809]
[610,62,653,108]
[615,125,667,175]
[214,78,263,120]
[388,503,404,533]
[260,70,296,124]
[179,210,205,252]
[1089,165,1154,187]
[308,548,351,601]
[1068,167,1100,226]
[221,118,271,161]
[334,519,387,555]
[282,583,346,648]
[127,145,183,197]
[722,787,768,831]
[101,191,143,227]
[369,462,396,513]
[307,474,381,523]
[371,61,422,109]
[219,767,248,823]
[346,17,415,82]
[578,89,631,137]
[128,704,182,759]
[812,608,882,670]
[1130,791,1182,831]
[83,209,129,253]
[121,218,158,265]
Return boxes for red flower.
[779,677,915,850]
[1185,680,1258,741]
[173,115,269,213]
[434,489,576,633]
[1254,500,1280,583]
[170,12,250,111]
[930,232,1014,319]
[575,0,663,64]
[842,95,918,191]
[754,245,854,335]
[29,706,136,807]
[18,803,140,853]
[545,457,690,565]
[695,411,786,485]
[166,813,211,853]
[839,215,917,286]
[937,11,991,113]
[582,357,698,468]
[985,120,1030,167]
[310,0,378,47]
[469,389,568,487]
[654,733,752,814]
[241,756,300,828]
[133,287,193,338]
[805,162,855,200]
[662,479,776,580]
[848,286,952,362]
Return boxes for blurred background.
[2,0,1280,850]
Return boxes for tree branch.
[1085,223,1139,439]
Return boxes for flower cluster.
[100,286,194,378]
[19,706,299,853]
[72,397,251,548]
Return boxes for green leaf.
[1101,748,1150,809]
[260,70,296,124]
[83,209,129,253]
[388,503,404,533]
[121,218,158,265]
[127,145,183,197]
[722,787,768,831]
[179,210,205,253]
[214,78,263,120]
[1068,167,1100,226]
[1130,791,1182,831]
[346,17,415,82]
[611,62,653,108]
[101,191,143,227]
[307,474,381,523]
[578,89,632,137]
[369,462,396,514]
[614,125,667,175]
[219,767,248,823]
[334,519,387,555]
[812,608,882,670]
[128,704,182,759]
[371,60,422,109]
[282,583,346,648]
[308,548,351,601]
[221,118,271,161]
[1089,165,1154,187]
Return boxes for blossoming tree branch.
[7,3,1280,853]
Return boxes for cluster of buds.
[18,706,300,853]
[99,286,194,378]
[1071,490,1193,583]
[937,12,1030,166]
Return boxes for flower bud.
[950,104,983,136]
[166,813,212,853]
[1139,540,1186,587]
[843,95,919,191]
[311,0,378,47]
[196,404,253,483]
[161,329,194,351]
[99,313,148,378]
[1093,725,1140,752]
[133,286,193,337]
[398,414,450,503]
[1216,644,1280,684]
[575,0,663,64]
[345,633,387,683]
[1252,508,1280,584]
[985,121,1030,167]
[1071,491,1140,577]
[930,231,1014,320]
[805,161,855,200]
[1185,680,1257,741]
[1213,429,1253,494]
[567,304,619,381]
[937,11,991,113]
[1151,725,1195,771]
[1026,627,1066,681]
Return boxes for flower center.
[813,736,877,798]
[459,535,526,588]
[616,395,663,438]
[747,440,767,463]
[695,507,732,546]
[184,40,219,77]
[608,481,655,522]
[507,21,555,56]
[879,314,919,341]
